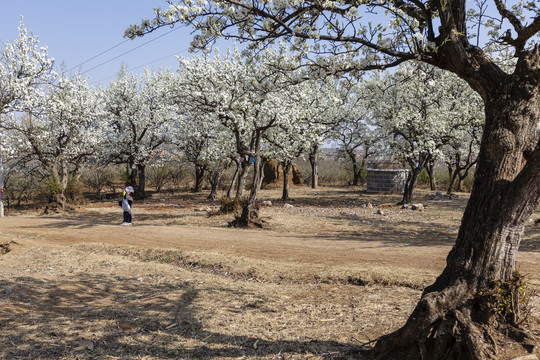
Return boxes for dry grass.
[0,186,538,359]
[0,240,418,359]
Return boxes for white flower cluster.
[0,19,55,115]
[101,66,176,170]
[168,47,340,178]
[368,63,484,168]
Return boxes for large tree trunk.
[372,67,540,359]
[309,144,319,189]
[430,92,540,293]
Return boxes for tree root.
[228,202,265,228]
[369,280,538,360]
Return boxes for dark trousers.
[123,200,133,223]
[123,211,132,223]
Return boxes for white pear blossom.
[101,66,176,197]
[2,72,102,208]
[368,62,484,203]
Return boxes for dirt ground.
[0,187,538,359]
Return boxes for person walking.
[121,185,134,225]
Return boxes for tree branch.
[493,0,523,33]
[513,15,540,53]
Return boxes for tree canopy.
[125,1,539,90]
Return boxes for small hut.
[366,161,408,193]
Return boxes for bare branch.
[493,0,523,33]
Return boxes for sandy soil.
[0,187,538,359]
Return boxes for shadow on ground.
[0,275,366,359]
[32,211,195,229]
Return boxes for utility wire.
[67,39,130,72]
[90,47,188,85]
[82,26,182,75]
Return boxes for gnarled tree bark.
[373,44,540,359]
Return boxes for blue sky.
[0,1,209,84]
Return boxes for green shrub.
[43,177,61,201]
[417,169,430,185]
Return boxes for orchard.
[1,0,539,357]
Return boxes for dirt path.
[1,215,448,267]
[1,215,539,287]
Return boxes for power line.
[82,26,182,75]
[90,48,188,85]
[67,39,130,72]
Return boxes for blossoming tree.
[0,20,55,216]
[264,79,338,199]
[330,81,383,186]
[2,72,102,210]
[369,63,485,205]
[171,108,235,197]
[173,48,307,226]
[101,66,176,198]
[129,0,540,357]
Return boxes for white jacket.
[121,198,131,211]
